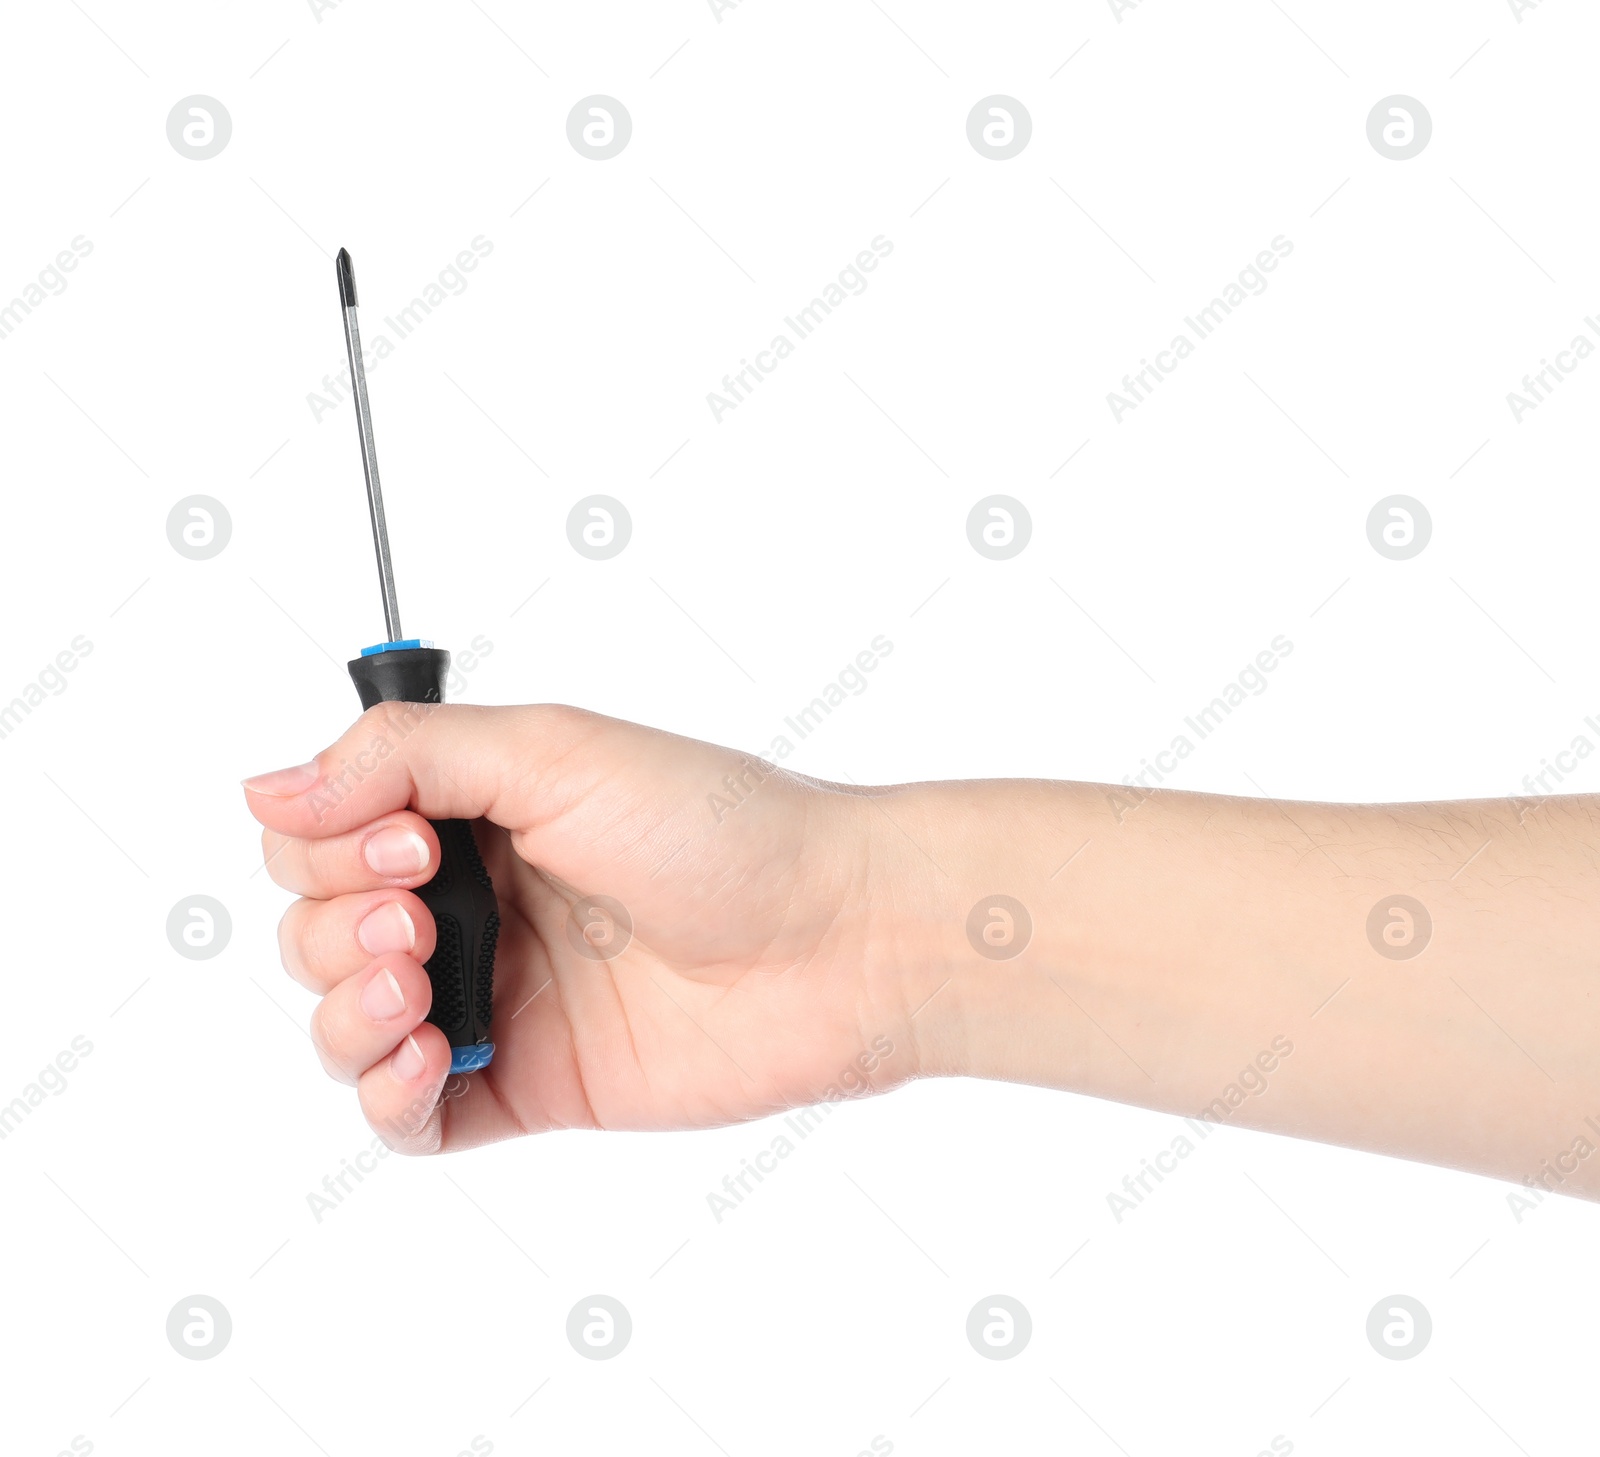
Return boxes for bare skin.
[243,703,1600,1202]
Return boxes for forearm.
[871,780,1600,1198]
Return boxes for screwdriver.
[336,246,499,1075]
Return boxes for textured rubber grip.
[347,646,498,1071]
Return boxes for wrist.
[847,778,1104,1088]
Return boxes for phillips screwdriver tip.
[336,247,357,308]
[336,246,401,641]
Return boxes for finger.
[357,1021,454,1154]
[240,701,613,840]
[261,811,439,898]
[278,889,436,995]
[309,952,433,1085]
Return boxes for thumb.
[241,701,596,840]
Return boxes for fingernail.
[364,826,430,878]
[242,761,319,797]
[358,901,416,956]
[390,1034,426,1082]
[360,966,407,1021]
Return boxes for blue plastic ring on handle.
[449,1043,495,1074]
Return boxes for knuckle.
[359,701,411,737]
[290,903,348,993]
[387,1136,439,1158]
[531,701,593,742]
[310,1002,357,1082]
[261,831,293,890]
[313,1041,355,1086]
[349,702,428,764]
[276,904,309,983]
[376,1110,442,1156]
[362,1088,443,1155]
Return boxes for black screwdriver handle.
[347,646,499,1071]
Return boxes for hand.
[244,704,914,1154]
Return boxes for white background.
[2,1,1596,1453]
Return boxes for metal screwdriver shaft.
[337,248,403,643]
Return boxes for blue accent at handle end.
[360,638,434,656]
[450,1043,495,1073]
